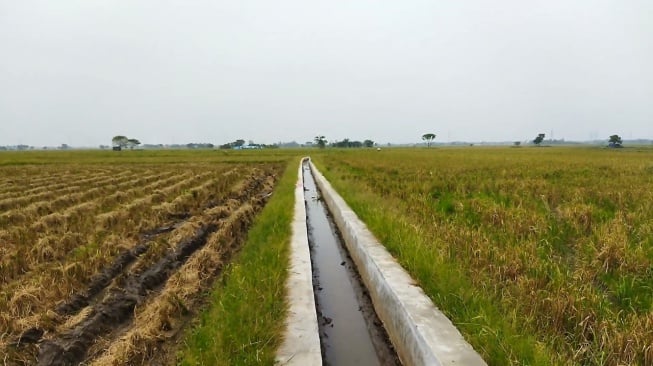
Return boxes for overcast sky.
[1,1,652,146]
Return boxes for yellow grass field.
[312,146,653,365]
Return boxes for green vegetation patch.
[177,158,298,365]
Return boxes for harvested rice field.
[0,150,293,365]
[5,146,653,366]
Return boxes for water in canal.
[303,162,399,366]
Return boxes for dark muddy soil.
[55,242,150,317]
[38,224,215,365]
[14,222,183,349]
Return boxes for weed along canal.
[302,161,400,366]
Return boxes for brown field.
[0,159,283,365]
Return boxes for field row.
[0,167,229,285]
[0,161,283,364]
[0,169,136,204]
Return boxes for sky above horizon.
[1,1,652,147]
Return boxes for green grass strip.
[177,159,297,366]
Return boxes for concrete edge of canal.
[276,158,322,366]
[277,158,487,366]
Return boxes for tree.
[422,133,436,148]
[363,139,375,148]
[338,138,351,148]
[331,139,364,148]
[126,138,141,149]
[608,134,623,148]
[533,133,545,146]
[314,135,327,148]
[112,135,128,148]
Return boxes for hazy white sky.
[1,1,652,146]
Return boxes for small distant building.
[238,144,262,150]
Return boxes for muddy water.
[303,162,399,366]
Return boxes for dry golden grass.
[0,171,208,273]
[314,147,653,365]
[0,165,235,334]
[91,168,278,365]
[0,155,288,365]
[90,203,257,366]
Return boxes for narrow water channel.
[303,162,399,366]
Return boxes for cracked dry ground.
[0,164,281,365]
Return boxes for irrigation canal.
[302,161,400,366]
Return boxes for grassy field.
[0,149,300,365]
[312,146,653,365]
[3,147,651,365]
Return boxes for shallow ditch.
[303,161,400,366]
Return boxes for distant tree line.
[219,139,277,149]
[220,139,246,149]
[7,144,30,151]
[330,138,375,148]
[186,143,214,149]
[530,133,624,148]
[313,135,375,148]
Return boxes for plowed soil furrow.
[97,171,185,207]
[0,169,236,294]
[0,182,142,227]
[0,168,64,188]
[0,171,136,211]
[91,203,260,365]
[19,169,133,196]
[1,170,168,224]
[0,162,282,366]
[0,170,240,309]
[0,172,203,286]
[37,224,216,366]
[54,242,151,316]
[0,169,172,208]
[0,168,210,254]
[0,170,103,200]
[36,171,276,365]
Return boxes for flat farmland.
[312,147,653,365]
[0,150,294,365]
